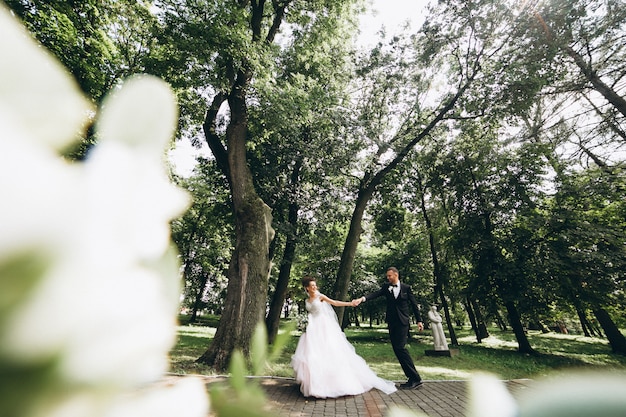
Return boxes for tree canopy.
[10,0,626,363]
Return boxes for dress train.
[291,294,397,398]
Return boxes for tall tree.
[412,164,458,346]
[244,6,359,342]
[333,0,520,322]
[545,167,626,354]
[154,0,359,370]
[195,1,285,370]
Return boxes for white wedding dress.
[291,293,397,398]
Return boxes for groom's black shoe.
[400,380,423,390]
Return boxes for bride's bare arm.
[320,294,352,307]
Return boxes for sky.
[168,0,430,177]
[358,0,430,45]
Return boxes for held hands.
[351,298,363,307]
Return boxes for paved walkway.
[202,377,533,417]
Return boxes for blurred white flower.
[517,371,626,417]
[0,4,206,417]
[104,377,210,417]
[466,373,518,417]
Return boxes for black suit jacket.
[364,283,422,326]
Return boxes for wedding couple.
[291,267,424,398]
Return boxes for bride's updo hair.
[301,276,316,288]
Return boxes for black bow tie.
[390,284,398,288]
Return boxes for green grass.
[169,317,626,381]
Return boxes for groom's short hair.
[387,266,399,275]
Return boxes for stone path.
[202,377,534,417]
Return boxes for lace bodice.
[305,295,322,315]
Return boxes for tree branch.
[267,0,293,43]
[202,92,229,179]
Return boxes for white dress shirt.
[389,282,400,298]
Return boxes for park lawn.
[169,316,626,381]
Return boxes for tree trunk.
[415,167,458,346]
[265,230,297,343]
[504,300,537,355]
[352,309,360,327]
[265,162,301,343]
[333,186,373,325]
[436,286,458,346]
[465,296,481,342]
[197,69,274,371]
[197,196,273,370]
[495,310,508,331]
[538,321,551,334]
[577,308,592,337]
[179,205,207,325]
[189,272,210,324]
[471,299,490,341]
[593,307,626,355]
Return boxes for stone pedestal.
[425,348,460,357]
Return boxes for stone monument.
[429,305,449,350]
[425,305,459,357]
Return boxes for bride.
[291,276,397,398]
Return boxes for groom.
[354,267,424,389]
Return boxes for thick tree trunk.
[198,69,274,371]
[593,307,626,355]
[504,300,537,355]
[197,193,273,370]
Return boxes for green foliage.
[541,167,626,310]
[6,0,156,102]
[207,322,295,417]
[0,251,50,322]
[372,204,409,242]
[171,159,233,317]
[6,0,161,159]
[12,0,626,374]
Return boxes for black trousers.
[389,321,421,382]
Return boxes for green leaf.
[0,251,50,322]
[268,320,296,363]
[250,322,268,376]
[228,350,247,394]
